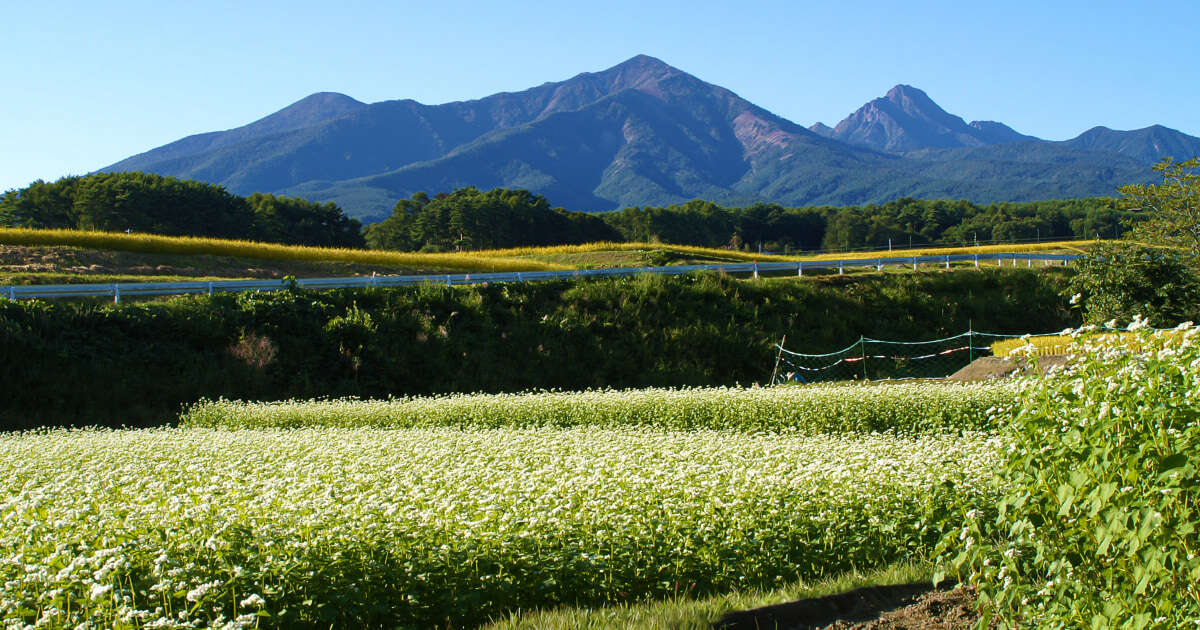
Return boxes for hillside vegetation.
[0,269,1074,429]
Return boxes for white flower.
[186,580,220,602]
[1128,314,1150,331]
[88,583,113,601]
[239,593,266,608]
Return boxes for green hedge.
[0,270,1075,429]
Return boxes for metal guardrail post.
[797,262,802,276]
[839,261,844,275]
[113,284,120,304]
[944,255,950,269]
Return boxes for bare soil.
[714,584,991,630]
[948,355,1067,380]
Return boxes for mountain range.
[103,55,1200,222]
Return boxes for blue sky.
[2,0,1198,192]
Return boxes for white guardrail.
[0,252,1079,303]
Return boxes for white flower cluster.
[0,425,1000,627]
[181,382,1015,434]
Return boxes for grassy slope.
[0,227,1094,285]
[0,243,472,285]
[480,239,1095,263]
[484,562,931,630]
[0,228,570,275]
[0,269,1074,429]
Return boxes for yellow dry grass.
[0,228,1098,275]
[479,239,1097,263]
[0,228,570,273]
[991,328,1184,357]
[477,241,770,261]
[990,335,1079,357]
[795,240,1096,261]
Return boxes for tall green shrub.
[940,321,1200,628]
[1068,242,1200,327]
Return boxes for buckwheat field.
[3,384,1011,628]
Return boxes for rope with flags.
[771,325,1174,384]
[771,330,1020,383]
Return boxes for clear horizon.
[3,0,1198,192]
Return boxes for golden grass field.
[0,228,570,273]
[0,227,1097,277]
[456,239,1095,265]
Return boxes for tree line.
[366,191,1137,253]
[3,172,1140,252]
[601,197,1135,253]
[363,187,620,251]
[0,172,365,248]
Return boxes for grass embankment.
[0,270,1075,429]
[0,243,468,286]
[0,227,570,274]
[484,562,932,630]
[480,239,1095,264]
[0,227,1095,285]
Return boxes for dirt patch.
[948,355,1068,380]
[714,584,991,630]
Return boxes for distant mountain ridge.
[100,56,1200,221]
[808,85,1050,152]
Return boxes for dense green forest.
[0,173,365,248]
[3,173,1137,253]
[602,197,1134,252]
[0,270,1074,429]
[366,188,1136,253]
[363,187,621,251]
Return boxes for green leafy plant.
[938,322,1200,628]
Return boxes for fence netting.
[771,331,1026,383]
